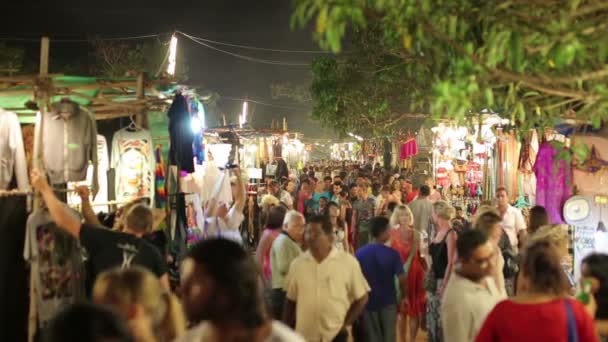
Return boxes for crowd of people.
[28,160,608,342]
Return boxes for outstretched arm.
[75,185,102,226]
[31,169,81,238]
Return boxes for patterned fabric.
[154,145,167,208]
[426,279,444,342]
[111,128,155,207]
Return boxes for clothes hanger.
[126,114,142,132]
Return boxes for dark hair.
[324,201,346,229]
[419,185,431,197]
[387,202,398,214]
[49,303,134,342]
[370,216,390,238]
[188,239,264,329]
[339,171,347,179]
[529,206,549,235]
[333,181,343,187]
[582,253,608,319]
[521,240,569,296]
[457,229,488,260]
[265,205,287,229]
[474,211,502,236]
[324,176,332,182]
[381,185,391,193]
[308,215,333,235]
[349,184,359,190]
[269,180,280,187]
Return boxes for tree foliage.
[309,26,427,137]
[91,39,189,80]
[0,43,25,75]
[292,0,608,135]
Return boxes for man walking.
[283,216,369,342]
[355,216,407,342]
[441,229,506,342]
[270,211,305,319]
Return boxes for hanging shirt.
[0,109,28,190]
[42,103,98,186]
[168,94,195,173]
[111,128,155,207]
[67,135,109,212]
[24,209,85,326]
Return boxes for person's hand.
[30,169,51,193]
[75,185,91,201]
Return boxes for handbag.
[565,299,579,342]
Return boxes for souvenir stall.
[561,130,608,279]
[430,115,507,217]
[0,69,175,342]
[330,142,360,162]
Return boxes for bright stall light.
[242,101,248,123]
[167,35,178,76]
[191,116,201,133]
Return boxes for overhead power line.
[176,30,332,54]
[0,34,162,43]
[178,31,311,67]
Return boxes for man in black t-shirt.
[31,169,169,292]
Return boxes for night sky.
[0,0,333,138]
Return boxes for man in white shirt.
[283,215,370,342]
[442,229,506,342]
[496,187,527,251]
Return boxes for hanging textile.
[184,194,204,248]
[518,130,538,205]
[111,128,155,207]
[0,109,29,190]
[155,145,167,209]
[191,100,204,165]
[168,94,195,173]
[67,135,109,212]
[24,209,85,330]
[0,196,28,342]
[400,138,419,160]
[43,101,98,190]
[533,142,573,224]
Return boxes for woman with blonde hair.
[427,200,458,342]
[528,224,575,292]
[389,205,427,342]
[93,267,186,342]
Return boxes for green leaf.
[509,32,524,72]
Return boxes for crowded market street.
[0,1,608,342]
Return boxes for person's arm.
[516,211,528,248]
[75,185,102,226]
[31,169,81,238]
[343,293,368,327]
[440,231,458,296]
[233,168,247,213]
[283,264,298,328]
[160,274,170,290]
[343,222,351,253]
[283,299,297,328]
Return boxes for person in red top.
[296,179,312,215]
[389,205,427,342]
[475,240,599,342]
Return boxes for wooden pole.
[135,73,148,129]
[39,37,49,77]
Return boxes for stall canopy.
[0,74,176,123]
